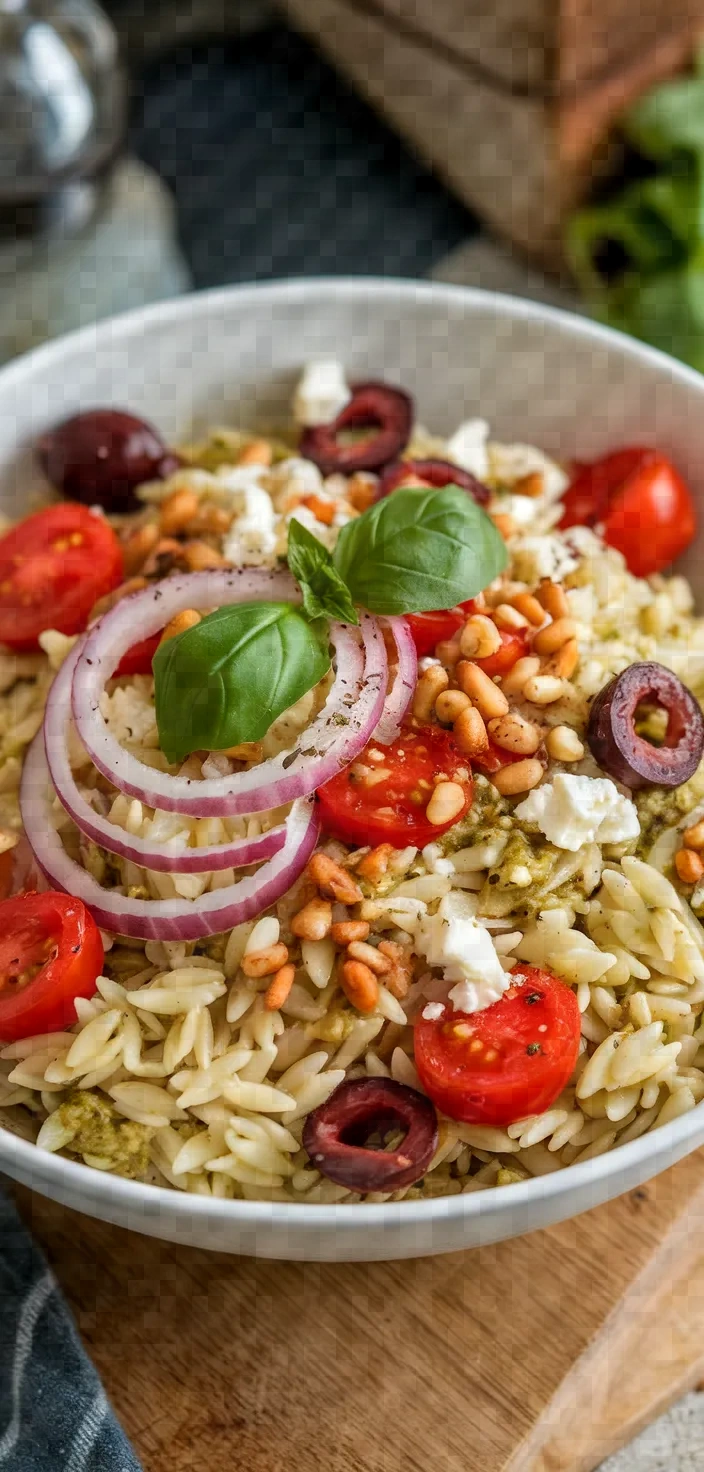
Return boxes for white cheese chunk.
[414,891,509,1014]
[515,773,640,852]
[509,533,579,585]
[221,475,278,567]
[293,359,351,427]
[446,418,489,480]
[421,1002,446,1021]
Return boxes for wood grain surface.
[12,1151,704,1472]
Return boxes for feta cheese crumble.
[515,773,640,852]
[414,891,509,1014]
[446,418,489,480]
[293,359,351,427]
[421,1002,446,1021]
[221,475,278,567]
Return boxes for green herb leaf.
[331,485,508,615]
[153,601,331,763]
[286,517,358,624]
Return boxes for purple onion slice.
[378,457,490,505]
[587,661,704,790]
[302,1076,438,1192]
[299,382,412,476]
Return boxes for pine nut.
[302,493,335,525]
[453,704,489,757]
[330,920,370,944]
[435,634,463,667]
[412,663,449,721]
[523,674,565,706]
[122,521,160,575]
[456,661,509,719]
[377,939,413,1000]
[684,819,704,851]
[435,689,471,724]
[493,603,529,631]
[347,474,377,512]
[241,942,289,978]
[546,725,584,762]
[237,439,273,466]
[425,780,467,826]
[510,591,546,626]
[533,617,577,656]
[341,959,379,1013]
[493,758,544,795]
[264,963,295,1011]
[142,537,183,577]
[192,504,232,537]
[501,656,541,696]
[537,579,569,619]
[308,852,363,904]
[513,470,544,498]
[542,639,579,680]
[491,513,516,539]
[675,848,704,884]
[290,897,333,940]
[347,940,392,974]
[487,712,542,756]
[160,608,201,644]
[356,844,393,884]
[459,615,502,659]
[182,540,228,571]
[159,487,200,536]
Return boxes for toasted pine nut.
[675,848,704,884]
[237,439,273,466]
[331,919,370,944]
[509,591,545,626]
[426,780,468,826]
[142,537,183,577]
[302,494,335,525]
[513,470,544,498]
[377,940,413,1000]
[523,674,565,706]
[487,712,542,756]
[537,579,569,619]
[493,603,529,631]
[456,661,509,719]
[412,663,449,721]
[308,852,363,904]
[501,655,541,696]
[356,843,393,884]
[182,540,228,571]
[341,959,379,1013]
[546,724,584,762]
[219,741,264,761]
[435,689,471,724]
[453,704,489,757]
[347,474,377,512]
[160,608,201,645]
[459,615,502,660]
[684,819,704,851]
[533,617,577,656]
[290,897,333,940]
[91,576,148,620]
[241,942,289,978]
[264,963,295,1011]
[347,939,392,974]
[192,504,232,537]
[491,512,516,539]
[493,758,544,795]
[542,639,579,680]
[122,521,160,575]
[159,487,200,536]
[435,634,462,667]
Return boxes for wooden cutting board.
[11,1151,704,1472]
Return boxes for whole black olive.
[37,409,180,513]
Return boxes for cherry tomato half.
[474,626,529,678]
[405,600,476,658]
[317,726,473,848]
[0,891,104,1043]
[560,448,697,578]
[414,966,581,1127]
[115,632,161,678]
[471,738,524,776]
[0,504,123,651]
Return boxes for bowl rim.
[3,272,704,1229]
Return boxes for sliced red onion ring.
[71,568,388,817]
[373,617,416,745]
[44,641,288,872]
[20,733,319,940]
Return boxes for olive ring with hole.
[302,1076,438,1192]
[299,382,413,476]
[587,660,704,789]
[379,457,491,504]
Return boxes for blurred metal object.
[0,0,126,240]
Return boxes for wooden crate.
[280,0,704,264]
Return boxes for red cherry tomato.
[0,891,104,1042]
[317,725,473,848]
[474,627,529,678]
[0,504,123,652]
[414,966,581,1127]
[405,600,476,657]
[471,738,524,776]
[560,448,697,578]
[115,632,161,678]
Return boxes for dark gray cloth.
[0,1187,141,1472]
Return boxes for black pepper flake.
[282,750,300,770]
[525,991,543,1004]
[488,874,500,885]
[526,1042,542,1055]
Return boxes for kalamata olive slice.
[379,457,490,505]
[299,381,412,476]
[37,409,180,513]
[302,1076,438,1192]
[587,661,704,790]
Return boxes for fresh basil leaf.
[153,601,331,764]
[286,517,358,624]
[332,484,508,615]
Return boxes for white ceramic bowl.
[3,278,704,1261]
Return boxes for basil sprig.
[153,484,508,760]
[153,601,330,764]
